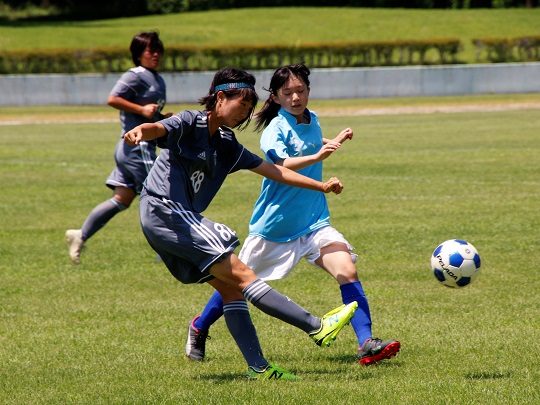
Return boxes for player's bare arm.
[107,95,158,119]
[124,122,166,146]
[279,142,341,172]
[323,127,354,145]
[250,160,343,194]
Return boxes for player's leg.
[316,236,400,365]
[316,242,372,343]
[65,186,134,264]
[142,199,355,370]
[185,290,223,361]
[206,277,300,380]
[205,278,266,368]
[209,253,358,347]
[186,236,302,361]
[65,136,140,265]
[82,186,134,239]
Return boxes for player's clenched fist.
[123,128,143,146]
[322,177,343,195]
[123,122,167,146]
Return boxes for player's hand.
[140,103,158,119]
[317,142,341,161]
[334,128,353,144]
[123,128,143,146]
[322,177,343,195]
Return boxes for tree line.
[0,0,537,20]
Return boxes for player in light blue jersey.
[66,32,172,264]
[123,67,358,380]
[187,63,400,366]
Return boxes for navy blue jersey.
[105,67,167,194]
[143,110,263,213]
[110,66,167,135]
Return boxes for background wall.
[1,62,539,106]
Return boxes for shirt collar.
[278,107,311,126]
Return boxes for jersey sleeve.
[260,121,290,163]
[230,145,263,172]
[159,110,197,151]
[109,70,139,99]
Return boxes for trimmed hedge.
[472,35,540,62]
[0,39,462,74]
[3,36,538,75]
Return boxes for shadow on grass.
[326,353,404,367]
[196,373,247,383]
[195,355,404,383]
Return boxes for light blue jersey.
[249,108,330,242]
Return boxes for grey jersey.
[143,110,263,213]
[110,66,167,134]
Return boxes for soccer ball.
[430,239,481,288]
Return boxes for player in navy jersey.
[123,67,358,380]
[186,63,400,366]
[66,32,173,264]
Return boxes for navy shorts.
[106,139,156,194]
[139,191,240,284]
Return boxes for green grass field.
[1,99,539,403]
[1,8,540,63]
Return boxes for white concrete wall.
[1,63,539,106]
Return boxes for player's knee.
[110,197,129,211]
[219,289,245,303]
[336,266,359,284]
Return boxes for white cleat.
[65,229,84,265]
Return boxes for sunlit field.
[1,100,539,404]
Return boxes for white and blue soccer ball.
[430,239,481,288]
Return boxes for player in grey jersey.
[123,67,358,380]
[65,32,172,264]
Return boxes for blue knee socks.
[340,281,372,347]
[193,290,224,331]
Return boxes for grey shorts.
[139,191,240,284]
[106,139,156,194]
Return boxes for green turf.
[1,101,539,403]
[1,7,540,63]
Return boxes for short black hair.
[130,31,164,66]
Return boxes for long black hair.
[130,31,164,67]
[199,67,259,130]
[254,62,311,132]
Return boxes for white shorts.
[238,226,358,281]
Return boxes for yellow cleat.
[309,301,358,347]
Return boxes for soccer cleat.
[309,301,358,347]
[65,229,84,265]
[185,316,210,361]
[358,338,401,365]
[246,364,302,381]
